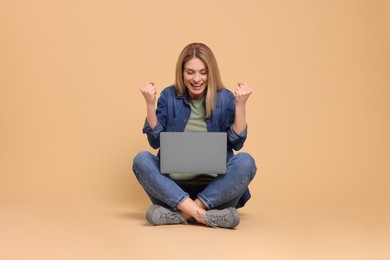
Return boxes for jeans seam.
[137,172,188,209]
[221,173,250,202]
[197,193,213,209]
[200,172,251,209]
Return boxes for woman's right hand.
[140,81,157,105]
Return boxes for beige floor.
[1,198,389,260]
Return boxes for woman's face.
[183,57,208,100]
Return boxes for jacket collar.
[174,89,190,105]
[174,88,206,106]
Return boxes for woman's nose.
[194,73,200,81]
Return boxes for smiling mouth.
[190,83,203,89]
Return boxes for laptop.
[160,132,227,174]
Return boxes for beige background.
[1,0,389,259]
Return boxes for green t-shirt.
[169,98,217,181]
[184,98,207,132]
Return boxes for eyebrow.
[184,68,208,71]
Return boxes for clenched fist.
[140,81,157,105]
[234,82,252,106]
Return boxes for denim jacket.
[142,86,251,208]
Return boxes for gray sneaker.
[205,207,240,229]
[146,205,187,225]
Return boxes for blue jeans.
[132,151,257,210]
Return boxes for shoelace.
[204,213,228,228]
[159,209,188,224]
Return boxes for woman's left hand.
[234,82,252,106]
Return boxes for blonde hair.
[175,43,224,118]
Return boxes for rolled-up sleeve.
[141,90,168,149]
[227,125,247,151]
[142,119,163,149]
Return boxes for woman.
[132,43,257,229]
